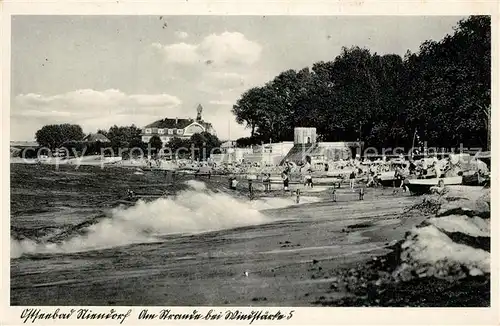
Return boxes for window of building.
[168,129,174,135]
[158,129,164,134]
[177,129,184,135]
[145,128,152,134]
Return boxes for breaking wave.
[11,180,319,258]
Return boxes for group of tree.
[34,122,221,159]
[149,131,221,160]
[97,125,146,157]
[35,124,85,150]
[232,16,491,151]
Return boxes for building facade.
[241,141,295,166]
[280,127,363,165]
[294,127,317,144]
[141,104,216,144]
[210,141,294,166]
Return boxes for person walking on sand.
[349,169,356,191]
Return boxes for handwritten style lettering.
[204,309,223,320]
[138,309,157,320]
[224,310,289,324]
[158,309,203,320]
[20,309,75,323]
[76,308,132,324]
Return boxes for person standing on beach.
[332,188,337,202]
[359,186,365,200]
[229,176,238,190]
[349,169,356,191]
[262,173,271,192]
[248,179,254,200]
[127,189,135,200]
[366,170,376,187]
[282,170,290,192]
[307,169,314,188]
[398,165,407,191]
[304,169,313,188]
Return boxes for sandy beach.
[10,163,490,306]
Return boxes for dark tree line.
[100,127,221,159]
[98,125,146,153]
[232,16,491,150]
[33,122,222,159]
[158,132,222,160]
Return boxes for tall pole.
[269,138,272,165]
[411,128,417,159]
[484,106,491,152]
[477,103,491,152]
[486,111,490,151]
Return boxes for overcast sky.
[10,15,465,141]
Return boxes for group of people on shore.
[280,160,314,191]
[227,159,314,195]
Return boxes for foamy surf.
[11,180,320,258]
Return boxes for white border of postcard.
[1,0,499,325]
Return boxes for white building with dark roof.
[141,104,216,144]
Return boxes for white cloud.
[175,31,189,39]
[152,32,262,67]
[11,89,183,139]
[13,89,181,113]
[199,32,262,65]
[158,42,200,65]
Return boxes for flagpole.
[411,128,417,159]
